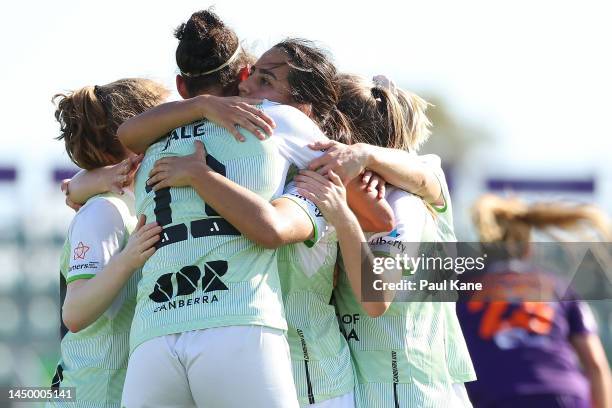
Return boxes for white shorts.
[308,392,355,408]
[121,325,299,408]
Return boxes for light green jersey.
[131,101,331,353]
[429,162,477,384]
[335,188,452,407]
[49,193,138,408]
[277,205,354,406]
[334,159,475,407]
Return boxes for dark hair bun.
[174,9,225,42]
[174,8,244,97]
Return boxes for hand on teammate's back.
[61,179,82,212]
[294,169,351,225]
[147,141,209,191]
[107,154,144,195]
[307,140,369,183]
[118,215,162,271]
[198,94,276,142]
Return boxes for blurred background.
[0,0,610,403]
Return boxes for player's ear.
[176,75,190,100]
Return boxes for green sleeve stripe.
[433,200,448,213]
[278,195,319,248]
[432,171,448,213]
[66,274,95,283]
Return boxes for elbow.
[62,303,90,333]
[251,226,285,249]
[62,311,84,334]
[370,212,395,233]
[363,302,390,318]
[258,235,283,249]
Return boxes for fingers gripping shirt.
[131,101,329,353]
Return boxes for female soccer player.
[47,78,166,407]
[63,11,387,408]
[65,11,443,407]
[296,74,476,407]
[458,195,612,408]
[128,42,450,408]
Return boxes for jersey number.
[145,152,238,249]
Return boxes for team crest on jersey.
[73,241,90,260]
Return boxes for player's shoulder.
[385,186,422,205]
[418,153,442,167]
[261,100,307,118]
[261,100,319,130]
[71,193,129,232]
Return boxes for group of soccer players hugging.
[47,7,612,408]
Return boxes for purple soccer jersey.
[456,261,597,407]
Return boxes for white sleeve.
[369,188,428,259]
[280,181,328,247]
[66,199,127,283]
[262,101,328,169]
[419,154,450,213]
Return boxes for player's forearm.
[361,144,442,204]
[118,97,205,153]
[67,169,112,204]
[62,255,133,332]
[346,178,395,232]
[334,208,390,317]
[587,364,612,408]
[188,166,307,248]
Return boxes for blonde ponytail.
[472,194,611,243]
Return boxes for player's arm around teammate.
[146,139,393,249]
[63,214,161,332]
[117,93,276,153]
[294,170,405,318]
[49,78,167,408]
[62,95,276,206]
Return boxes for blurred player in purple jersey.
[457,194,612,408]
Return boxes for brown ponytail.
[53,78,168,170]
[337,74,431,151]
[472,194,611,243]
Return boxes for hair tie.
[372,74,397,94]
[180,45,242,78]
